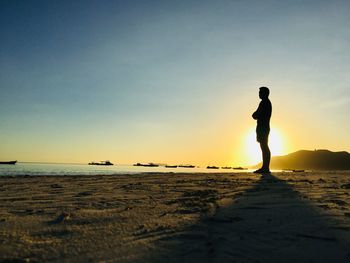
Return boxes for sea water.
[0,163,252,176]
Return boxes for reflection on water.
[0,163,255,176]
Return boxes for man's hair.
[259,86,269,97]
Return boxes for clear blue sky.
[1,0,350,165]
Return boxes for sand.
[1,172,350,262]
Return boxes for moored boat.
[207,166,219,169]
[143,163,159,167]
[133,162,159,167]
[165,165,178,168]
[0,160,17,165]
[178,165,195,168]
[233,167,247,170]
[88,160,113,166]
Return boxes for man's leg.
[253,130,271,173]
[260,140,271,171]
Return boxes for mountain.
[258,149,350,170]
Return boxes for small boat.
[233,167,248,170]
[88,160,113,166]
[165,165,178,168]
[0,160,17,165]
[178,165,195,168]
[207,166,219,169]
[133,163,159,167]
[292,169,305,173]
[221,166,232,169]
[144,163,159,167]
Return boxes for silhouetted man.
[252,87,272,173]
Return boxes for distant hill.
[257,150,350,170]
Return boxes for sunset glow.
[245,128,286,165]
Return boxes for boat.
[292,169,305,173]
[221,166,232,169]
[133,163,159,167]
[88,160,113,166]
[0,160,17,165]
[165,165,178,168]
[207,166,219,169]
[178,165,195,168]
[144,163,159,167]
[233,167,248,170]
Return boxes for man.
[252,87,272,173]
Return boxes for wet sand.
[1,172,350,262]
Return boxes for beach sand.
[1,172,350,262]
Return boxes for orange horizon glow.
[242,127,290,166]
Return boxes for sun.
[245,127,285,165]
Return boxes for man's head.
[259,86,270,99]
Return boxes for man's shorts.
[256,128,270,143]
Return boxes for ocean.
[0,163,252,176]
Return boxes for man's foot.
[253,168,271,174]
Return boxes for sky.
[1,0,350,166]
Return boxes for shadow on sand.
[146,173,350,262]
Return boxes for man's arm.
[252,102,262,120]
